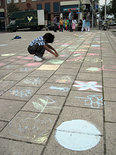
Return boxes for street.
[0,29,116,155]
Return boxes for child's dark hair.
[43,33,55,43]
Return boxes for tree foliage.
[112,0,116,17]
[7,3,20,14]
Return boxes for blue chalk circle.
[55,120,101,151]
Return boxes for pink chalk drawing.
[16,56,23,59]
[73,51,85,54]
[25,62,42,67]
[73,81,102,92]
[0,63,5,67]
[23,57,33,60]
[87,53,99,56]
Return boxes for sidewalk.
[0,30,116,155]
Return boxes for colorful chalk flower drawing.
[75,94,103,108]
[55,120,101,151]
[73,81,102,92]
[8,96,58,144]
[23,78,41,86]
[9,89,33,98]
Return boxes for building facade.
[1,0,96,30]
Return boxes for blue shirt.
[29,36,45,46]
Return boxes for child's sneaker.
[33,55,43,62]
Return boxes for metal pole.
[104,0,107,20]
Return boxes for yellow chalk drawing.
[37,65,60,70]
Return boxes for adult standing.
[53,16,57,32]
[68,9,73,32]
[86,12,91,31]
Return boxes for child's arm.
[44,45,58,57]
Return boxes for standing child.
[27,33,59,62]
[72,18,77,31]
[59,18,64,32]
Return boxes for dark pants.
[28,44,45,58]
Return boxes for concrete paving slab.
[28,70,55,78]
[15,66,36,73]
[0,111,58,144]
[103,71,116,78]
[47,74,75,85]
[0,86,38,101]
[3,72,28,81]
[76,72,102,81]
[0,138,44,155]
[105,123,116,155]
[59,62,81,69]
[0,121,7,132]
[43,130,104,155]
[0,99,25,121]
[55,106,103,134]
[16,76,47,87]
[0,80,17,96]
[104,87,116,102]
[1,64,22,70]
[22,94,65,115]
[104,78,116,87]
[54,68,78,76]
[105,101,116,122]
[65,90,103,109]
[36,83,71,97]
[0,70,14,79]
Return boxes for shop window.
[14,0,19,3]
[53,2,60,13]
[45,3,50,13]
[21,0,26,2]
[7,0,12,4]
[37,4,42,10]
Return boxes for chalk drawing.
[23,78,41,86]
[0,63,5,67]
[23,57,33,60]
[9,89,33,98]
[75,94,103,108]
[56,76,71,83]
[48,59,64,65]
[25,62,42,67]
[87,53,99,56]
[55,120,101,151]
[73,81,102,92]
[91,45,100,47]
[86,67,100,72]
[87,65,116,72]
[1,53,15,56]
[50,86,70,92]
[37,65,59,70]
[19,67,34,72]
[0,44,8,47]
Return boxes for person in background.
[86,11,91,31]
[72,18,77,31]
[68,9,73,32]
[82,17,87,32]
[53,16,57,32]
[27,33,59,62]
[59,18,64,32]
[64,18,68,31]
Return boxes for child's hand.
[55,53,59,57]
